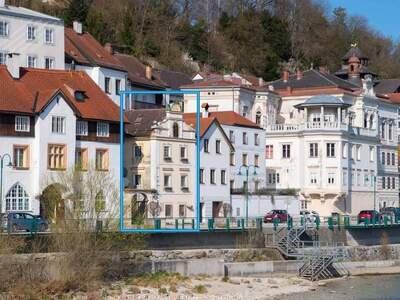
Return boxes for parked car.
[300,210,319,223]
[357,210,382,224]
[264,209,290,223]
[380,207,400,219]
[3,212,48,232]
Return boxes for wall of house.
[0,11,64,76]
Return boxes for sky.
[327,0,399,41]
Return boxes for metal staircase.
[272,225,348,281]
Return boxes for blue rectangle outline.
[119,90,201,233]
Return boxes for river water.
[282,274,400,300]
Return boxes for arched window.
[255,111,262,125]
[5,183,30,211]
[172,122,179,138]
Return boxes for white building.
[184,111,234,219]
[267,49,399,215]
[65,22,127,106]
[0,65,121,220]
[0,1,65,76]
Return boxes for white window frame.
[181,175,188,190]
[221,169,226,185]
[44,27,54,44]
[282,144,291,159]
[51,116,66,134]
[216,139,221,154]
[96,122,109,137]
[327,172,335,184]
[15,116,30,132]
[163,145,172,160]
[0,20,9,37]
[26,25,37,41]
[0,51,7,65]
[326,143,335,158]
[309,143,318,158]
[26,55,37,68]
[44,57,55,69]
[76,120,88,136]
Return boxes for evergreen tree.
[63,0,92,27]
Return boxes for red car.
[264,209,290,223]
[357,210,382,224]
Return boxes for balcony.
[266,122,378,138]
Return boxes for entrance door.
[212,202,222,218]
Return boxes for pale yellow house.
[124,106,196,226]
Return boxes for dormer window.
[172,122,179,138]
[76,120,88,136]
[97,122,109,137]
[74,90,87,101]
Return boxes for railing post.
[327,217,333,231]
[344,215,350,228]
[208,218,214,231]
[182,218,185,229]
[192,218,195,229]
[273,217,279,231]
[226,218,230,231]
[384,215,389,227]
[315,216,320,230]
[175,219,179,229]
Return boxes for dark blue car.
[1,212,48,232]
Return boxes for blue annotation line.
[119,90,201,233]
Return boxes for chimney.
[145,65,152,80]
[283,70,289,82]
[258,77,264,86]
[104,43,113,54]
[73,21,83,34]
[201,103,209,118]
[7,53,21,79]
[0,0,5,7]
[296,69,303,80]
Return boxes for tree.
[63,0,92,27]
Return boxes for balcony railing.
[266,122,378,137]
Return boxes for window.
[95,149,109,171]
[115,79,121,95]
[0,51,7,65]
[266,145,273,159]
[342,143,348,158]
[392,153,396,166]
[51,116,66,134]
[254,154,259,167]
[328,173,335,184]
[165,204,173,217]
[96,122,109,137]
[163,145,171,161]
[0,21,9,37]
[132,174,141,189]
[387,177,391,189]
[216,139,221,154]
[13,146,29,169]
[389,123,393,140]
[230,180,235,190]
[200,168,205,184]
[242,105,248,117]
[381,123,386,139]
[382,176,386,189]
[48,144,66,170]
[351,145,356,160]
[356,145,361,161]
[75,148,88,170]
[364,173,369,186]
[95,192,106,212]
[242,153,248,166]
[387,152,391,165]
[15,116,30,132]
[180,146,188,161]
[27,55,37,68]
[310,173,318,184]
[204,139,209,153]
[369,147,375,162]
[44,28,54,44]
[164,175,172,190]
[255,111,261,125]
[326,143,335,157]
[134,145,142,159]
[309,143,318,158]
[254,133,260,146]
[210,169,216,184]
[282,144,290,159]
[229,130,235,143]
[392,177,396,189]
[382,152,386,165]
[230,152,235,166]
[221,170,226,185]
[76,120,88,136]
[5,184,30,212]
[242,132,248,145]
[172,122,179,138]
[179,204,186,217]
[27,25,36,41]
[105,77,111,94]
[44,57,55,69]
[181,175,188,191]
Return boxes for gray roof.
[0,5,63,24]
[374,79,400,94]
[271,69,359,91]
[125,109,166,137]
[295,94,351,109]
[154,69,193,90]
[342,46,368,61]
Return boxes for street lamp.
[237,164,259,227]
[0,154,13,214]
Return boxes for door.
[212,202,222,218]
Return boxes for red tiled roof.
[184,111,260,129]
[65,28,125,72]
[181,79,241,89]
[183,116,217,137]
[387,93,400,104]
[0,66,121,122]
